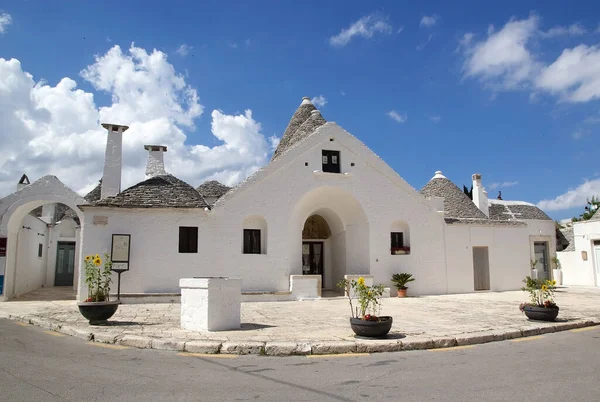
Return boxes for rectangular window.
[179,227,198,253]
[391,232,404,249]
[322,150,341,173]
[38,243,43,258]
[243,229,261,254]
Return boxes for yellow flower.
[93,258,102,267]
[551,280,556,286]
[95,254,100,260]
[541,285,548,291]
[85,256,91,261]
[357,277,365,286]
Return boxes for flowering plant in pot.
[77,253,120,325]
[391,272,415,297]
[337,277,392,338]
[519,276,559,322]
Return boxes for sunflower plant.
[337,277,386,321]
[83,253,113,302]
[519,276,557,311]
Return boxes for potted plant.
[519,276,559,321]
[337,277,392,338]
[391,272,415,297]
[77,253,120,325]
[530,259,539,279]
[391,246,411,255]
[551,256,563,286]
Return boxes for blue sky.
[1,1,600,221]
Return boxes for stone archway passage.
[0,175,88,301]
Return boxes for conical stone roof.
[420,171,488,220]
[271,97,326,161]
[196,180,231,198]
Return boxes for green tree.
[572,196,600,222]
[463,184,473,200]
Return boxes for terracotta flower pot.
[397,288,407,298]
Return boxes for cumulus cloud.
[461,15,541,90]
[427,114,441,123]
[387,110,407,123]
[0,12,11,34]
[540,23,586,38]
[0,44,272,197]
[329,12,392,47]
[488,181,519,190]
[175,44,192,57]
[537,179,600,211]
[311,95,327,107]
[460,15,600,103]
[420,15,438,28]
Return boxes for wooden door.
[54,242,75,286]
[473,246,490,291]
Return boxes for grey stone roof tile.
[84,179,102,203]
[271,98,326,161]
[94,174,208,208]
[488,200,552,221]
[420,177,488,220]
[196,180,231,198]
[557,226,574,251]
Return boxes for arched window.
[242,215,267,254]
[390,221,410,255]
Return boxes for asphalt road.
[1,318,599,402]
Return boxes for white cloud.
[461,15,540,90]
[420,15,438,28]
[427,114,441,123]
[397,27,404,34]
[537,178,600,211]
[387,110,407,123]
[0,44,272,197]
[175,44,192,57]
[329,12,392,47]
[460,15,600,103]
[0,12,12,33]
[488,181,519,190]
[540,23,586,38]
[572,130,585,140]
[311,95,327,107]
[535,45,600,102]
[417,33,434,51]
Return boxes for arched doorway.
[0,176,87,301]
[291,186,370,290]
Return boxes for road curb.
[2,312,599,357]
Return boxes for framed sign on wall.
[111,234,131,271]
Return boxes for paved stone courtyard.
[1,286,599,355]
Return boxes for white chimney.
[472,173,489,216]
[144,145,167,178]
[100,123,129,199]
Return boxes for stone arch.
[0,176,88,301]
[242,215,268,254]
[290,186,370,289]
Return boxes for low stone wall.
[290,275,322,299]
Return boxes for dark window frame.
[179,226,198,253]
[38,243,43,258]
[322,150,341,173]
[243,229,261,254]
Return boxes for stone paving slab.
[1,286,599,356]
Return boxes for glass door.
[534,242,549,280]
[302,242,324,277]
[54,242,75,286]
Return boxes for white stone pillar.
[179,277,242,331]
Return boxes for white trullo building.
[0,97,559,302]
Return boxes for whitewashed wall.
[558,220,600,286]
[214,123,448,296]
[13,214,48,296]
[444,224,531,293]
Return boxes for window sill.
[313,170,352,177]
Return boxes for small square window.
[38,243,43,258]
[179,227,198,253]
[305,162,308,166]
[351,162,355,167]
[322,150,341,173]
[243,229,261,254]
